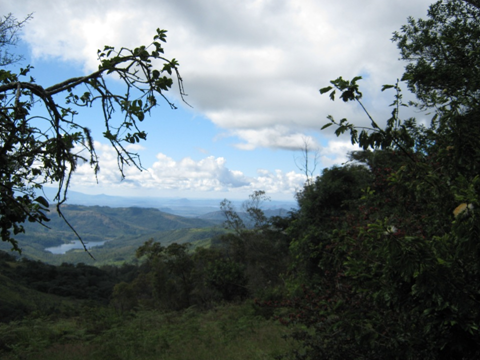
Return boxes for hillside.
[0,252,83,323]
[28,204,215,238]
[0,205,224,265]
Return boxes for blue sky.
[4,0,433,201]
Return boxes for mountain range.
[1,191,295,266]
[38,188,297,217]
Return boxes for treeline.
[270,0,480,358]
[0,195,290,317]
[0,251,138,322]
[110,192,290,312]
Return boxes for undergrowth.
[0,301,297,360]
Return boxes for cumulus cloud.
[319,140,362,168]
[231,126,319,151]
[70,142,306,198]
[7,0,433,150]
[5,1,435,199]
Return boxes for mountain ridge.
[38,188,297,217]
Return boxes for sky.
[3,0,434,201]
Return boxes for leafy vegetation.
[0,303,297,360]
[0,14,186,251]
[274,1,480,358]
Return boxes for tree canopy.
[0,14,186,251]
[278,0,480,358]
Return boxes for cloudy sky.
[4,0,433,201]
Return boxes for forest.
[2,0,480,359]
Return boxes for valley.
[0,204,224,265]
[1,195,293,266]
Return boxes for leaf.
[453,203,474,217]
[321,122,334,130]
[319,86,333,94]
[329,90,336,101]
[454,203,467,217]
[381,84,394,91]
[34,196,49,208]
[351,75,363,83]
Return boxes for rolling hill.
[0,205,224,265]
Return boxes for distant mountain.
[22,204,215,241]
[38,188,297,217]
[197,210,226,224]
[0,205,220,264]
[2,192,296,266]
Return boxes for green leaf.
[319,86,333,94]
[329,90,336,101]
[34,196,49,208]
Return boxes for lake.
[45,240,107,254]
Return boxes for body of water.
[45,240,106,254]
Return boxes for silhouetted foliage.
[0,17,185,251]
[275,1,480,358]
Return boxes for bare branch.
[294,136,319,184]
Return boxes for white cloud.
[231,126,319,151]
[8,0,433,143]
[4,0,435,199]
[319,140,362,168]
[70,142,306,198]
[251,169,306,195]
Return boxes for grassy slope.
[0,302,298,360]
